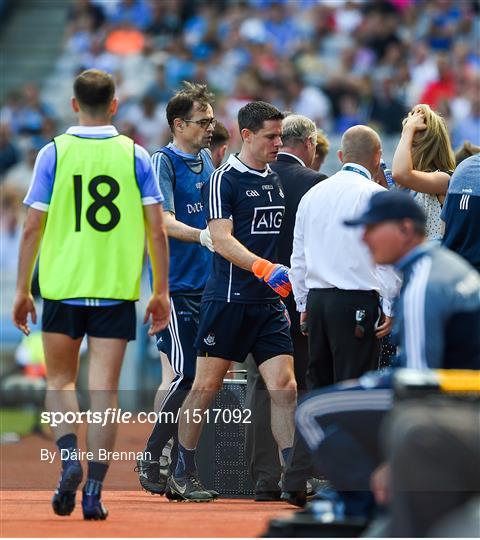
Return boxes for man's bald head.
[339,125,382,174]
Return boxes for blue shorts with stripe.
[155,294,201,382]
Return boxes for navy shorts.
[155,295,201,381]
[42,300,136,341]
[195,300,294,365]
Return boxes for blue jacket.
[392,243,480,370]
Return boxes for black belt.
[310,287,379,298]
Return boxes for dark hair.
[73,69,115,116]
[389,218,425,237]
[166,81,214,131]
[210,121,230,150]
[238,101,284,133]
[455,140,480,165]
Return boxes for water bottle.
[380,159,395,189]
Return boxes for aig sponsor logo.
[251,206,284,234]
[246,190,260,197]
[187,202,203,214]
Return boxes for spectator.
[64,11,96,56]
[147,0,183,45]
[310,129,330,173]
[419,54,455,109]
[16,83,55,136]
[0,124,19,177]
[209,121,230,168]
[454,140,480,165]
[67,0,105,32]
[104,23,145,56]
[122,95,168,153]
[80,36,120,75]
[369,78,408,135]
[406,40,439,105]
[392,104,455,241]
[144,63,173,105]
[334,94,363,134]
[0,185,23,274]
[3,137,42,196]
[451,95,480,148]
[286,78,332,130]
[108,0,152,31]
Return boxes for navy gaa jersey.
[202,153,286,303]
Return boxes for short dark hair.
[455,140,480,165]
[166,81,214,131]
[238,101,284,134]
[210,121,230,150]
[73,69,115,116]
[410,219,427,237]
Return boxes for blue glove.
[252,259,292,297]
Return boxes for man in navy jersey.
[136,83,217,496]
[167,101,298,502]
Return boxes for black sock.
[87,461,109,483]
[56,433,78,467]
[281,447,292,466]
[175,443,196,476]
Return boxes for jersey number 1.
[73,174,120,232]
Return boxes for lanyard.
[342,165,370,180]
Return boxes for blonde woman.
[392,104,456,240]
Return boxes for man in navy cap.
[345,189,480,370]
[294,190,480,522]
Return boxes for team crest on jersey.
[203,332,216,346]
[251,206,284,234]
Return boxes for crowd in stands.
[0,0,479,281]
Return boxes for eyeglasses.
[183,117,217,129]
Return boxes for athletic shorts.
[195,300,294,365]
[42,299,136,341]
[155,295,201,381]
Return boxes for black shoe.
[82,479,108,520]
[165,485,219,501]
[306,477,330,497]
[167,472,214,502]
[135,458,167,495]
[281,490,307,508]
[51,460,83,516]
[255,479,282,502]
[255,490,282,502]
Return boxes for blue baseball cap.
[344,190,426,227]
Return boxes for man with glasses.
[136,82,217,497]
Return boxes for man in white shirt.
[290,125,399,387]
